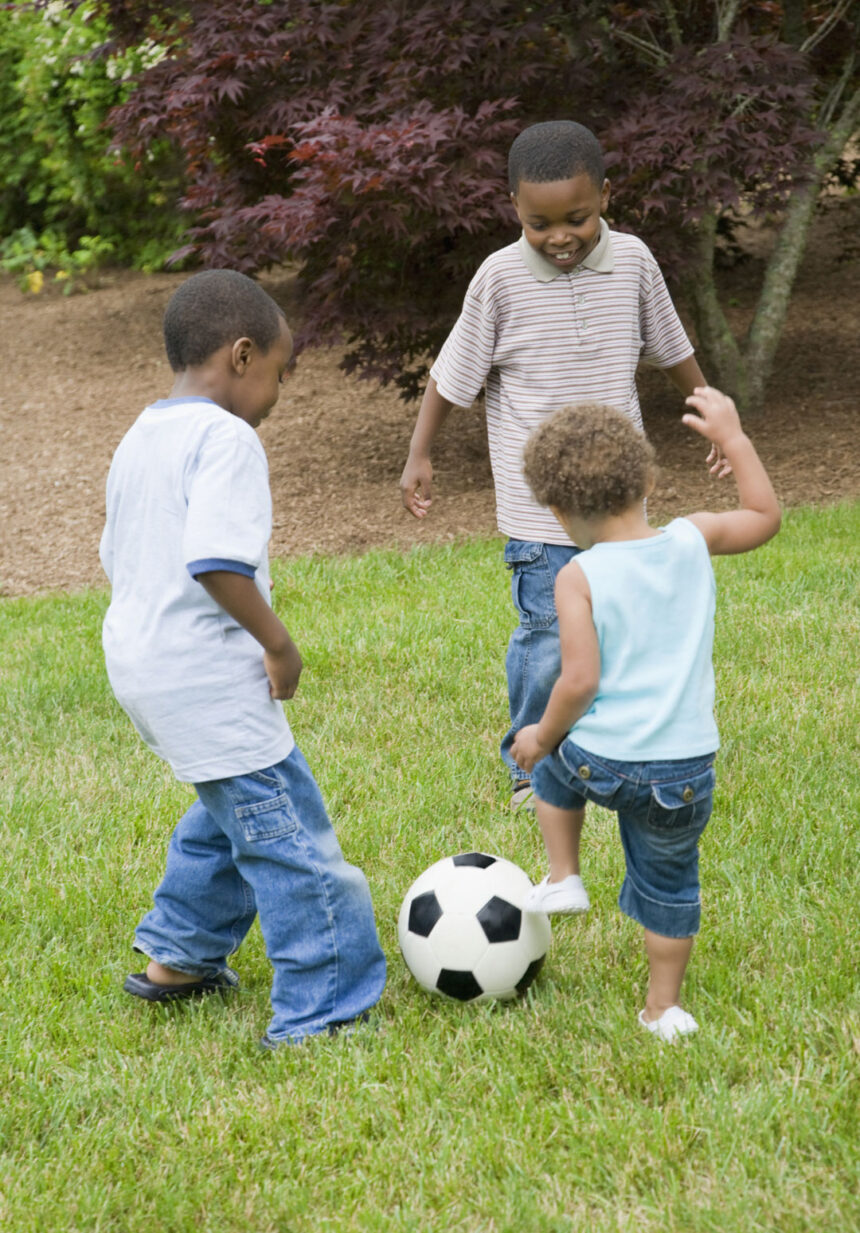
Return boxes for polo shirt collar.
[518,218,614,282]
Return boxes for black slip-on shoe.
[123,967,239,1003]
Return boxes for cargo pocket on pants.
[234,792,298,842]
[646,767,715,830]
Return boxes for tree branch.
[657,0,683,49]
[817,55,857,130]
[800,0,853,54]
[715,0,743,42]
[743,81,860,413]
[611,27,670,67]
[680,211,747,406]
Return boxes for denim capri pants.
[532,739,716,938]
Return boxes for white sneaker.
[638,1005,699,1043]
[524,874,590,915]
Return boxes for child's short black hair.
[163,269,284,371]
[523,403,655,519]
[508,120,605,193]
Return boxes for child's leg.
[196,747,386,1044]
[535,799,585,879]
[524,798,589,914]
[133,795,258,980]
[641,930,694,1020]
[500,541,581,792]
[614,755,715,1038]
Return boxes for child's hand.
[511,725,550,775]
[264,639,303,700]
[684,383,781,555]
[706,443,733,479]
[400,455,434,518]
[683,387,744,463]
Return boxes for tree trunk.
[680,210,748,407]
[743,85,860,415]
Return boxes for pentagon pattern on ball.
[397,852,551,1003]
[437,969,483,1001]
[407,890,443,937]
[477,896,522,944]
[452,852,497,869]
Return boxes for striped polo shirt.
[430,220,694,545]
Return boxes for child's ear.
[231,337,254,375]
[600,179,611,212]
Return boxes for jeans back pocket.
[646,766,715,831]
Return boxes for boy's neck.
[170,368,224,404]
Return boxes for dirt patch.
[1,197,858,598]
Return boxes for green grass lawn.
[1,504,857,1232]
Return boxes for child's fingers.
[405,492,431,518]
[681,412,710,437]
[400,470,433,517]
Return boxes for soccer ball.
[397,852,551,1002]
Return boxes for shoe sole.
[123,970,239,1003]
[525,900,589,915]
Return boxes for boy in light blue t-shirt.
[100,269,386,1048]
[511,387,781,1042]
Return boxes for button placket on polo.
[568,268,589,334]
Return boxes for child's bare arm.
[510,564,600,773]
[197,571,303,699]
[682,386,781,555]
[664,354,706,396]
[663,355,732,479]
[399,377,453,518]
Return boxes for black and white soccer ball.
[397,852,551,1002]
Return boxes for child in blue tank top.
[511,387,781,1042]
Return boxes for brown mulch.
[1,196,858,598]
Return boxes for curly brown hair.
[522,403,655,519]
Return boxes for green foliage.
[0,224,114,293]
[0,506,858,1231]
[0,0,186,270]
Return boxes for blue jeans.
[133,747,387,1043]
[533,740,716,937]
[501,540,582,783]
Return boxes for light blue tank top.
[570,517,719,760]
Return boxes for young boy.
[511,387,781,1042]
[100,269,386,1048]
[399,119,725,815]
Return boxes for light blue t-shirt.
[100,397,293,783]
[570,517,719,761]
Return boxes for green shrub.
[0,224,114,293]
[0,0,187,270]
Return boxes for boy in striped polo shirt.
[400,120,724,836]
